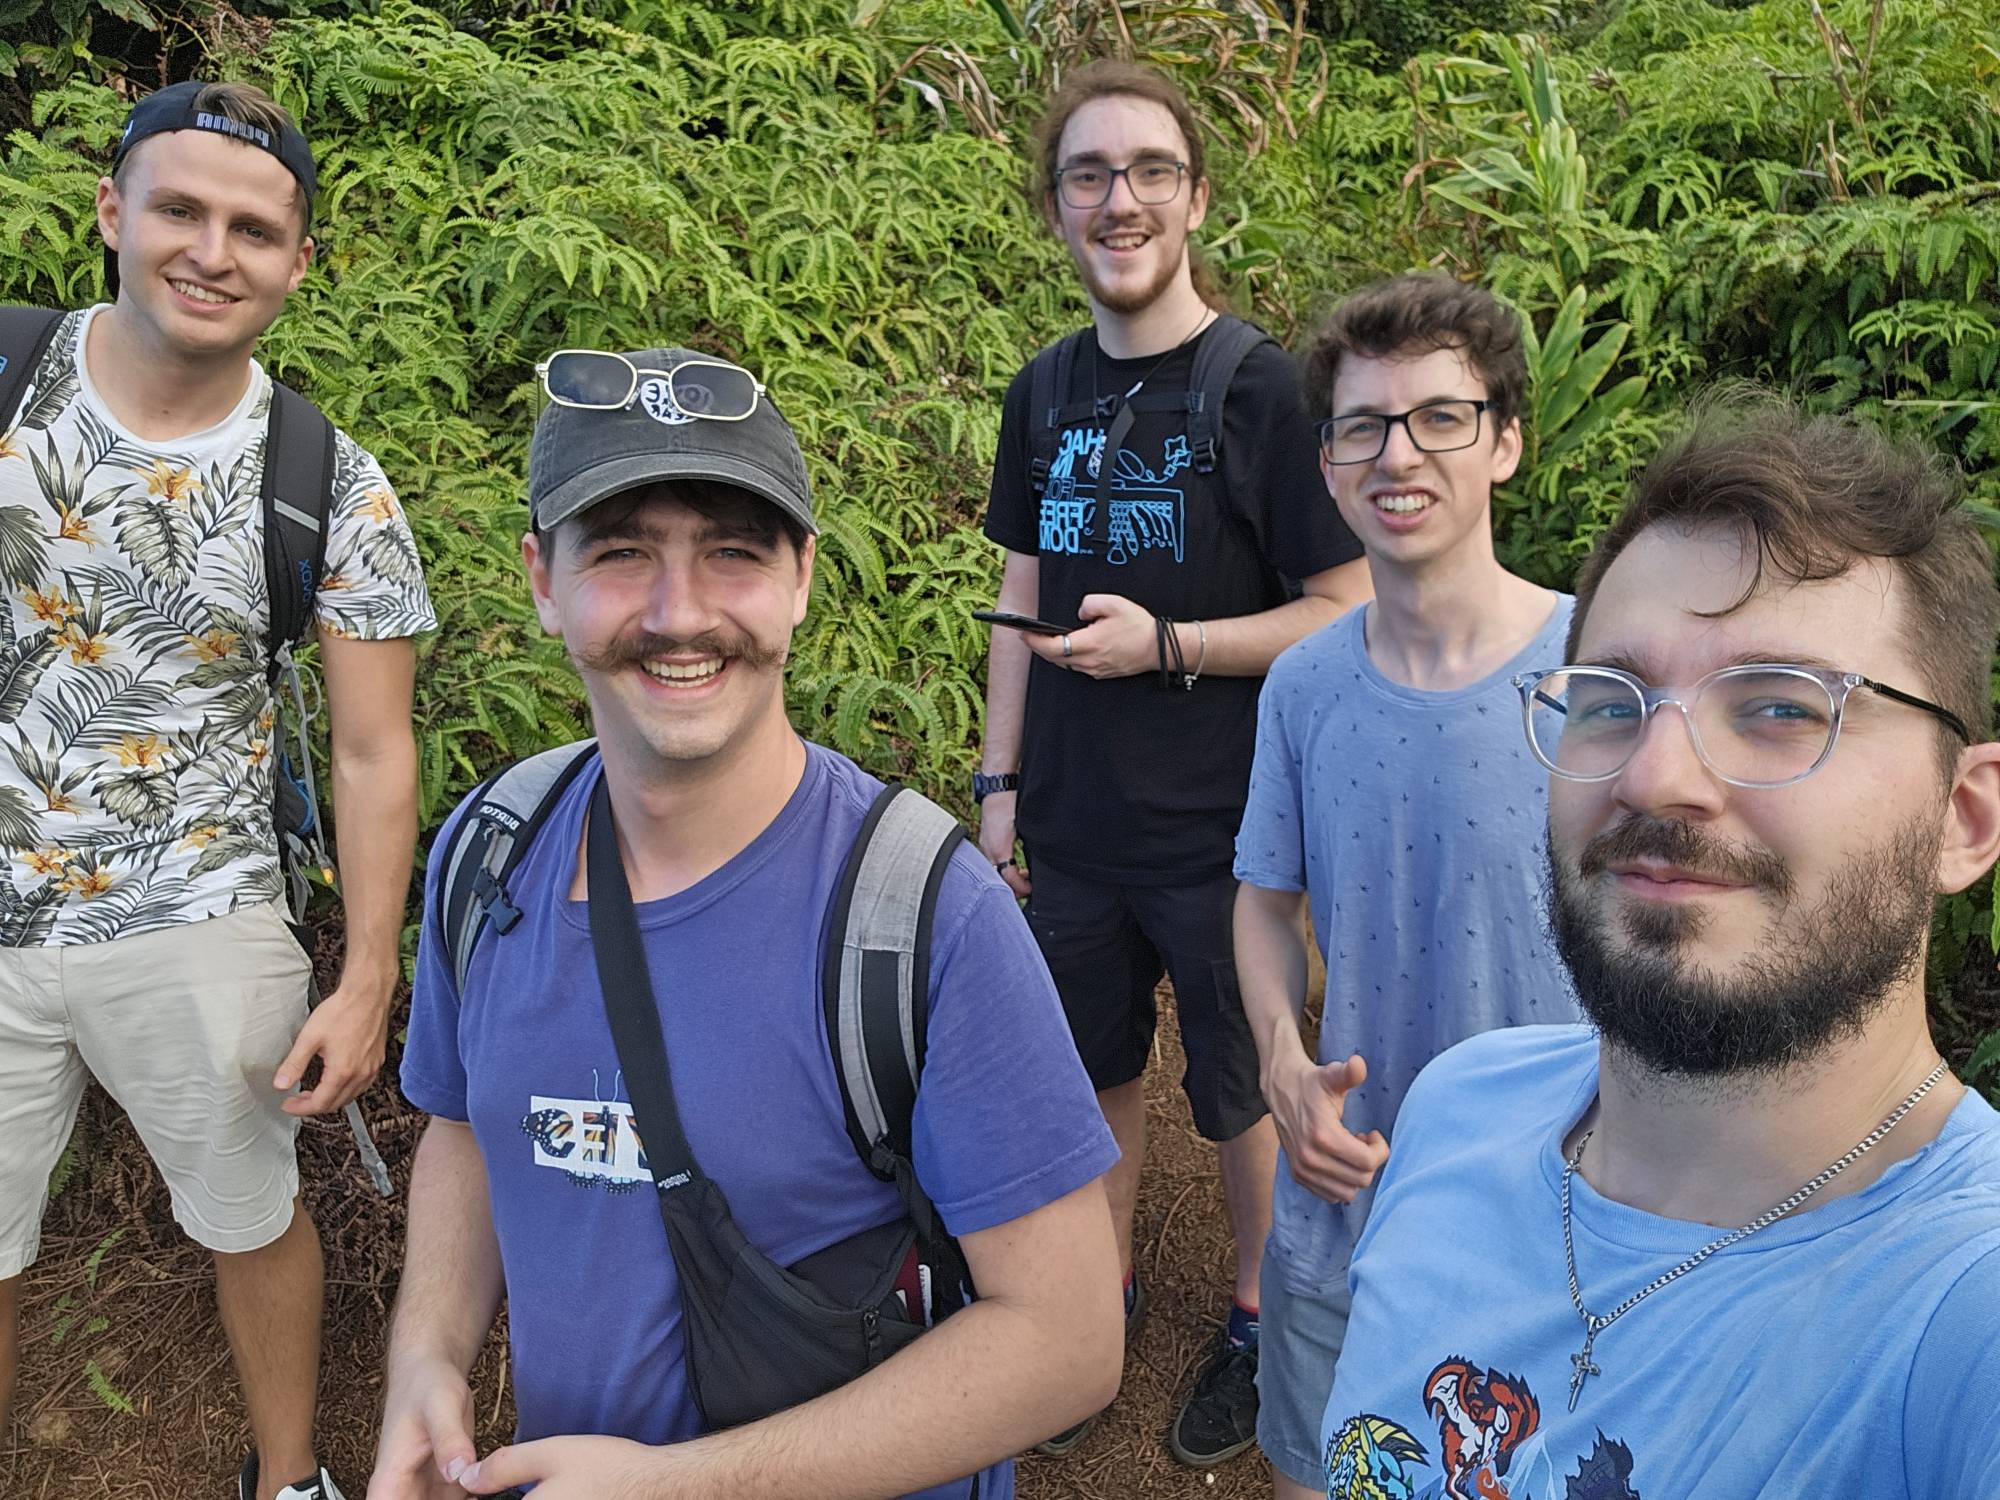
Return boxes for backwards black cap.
[103,80,318,297]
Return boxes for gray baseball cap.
[528,347,816,536]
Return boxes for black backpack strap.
[822,785,965,1178]
[586,776,705,1185]
[1025,328,1092,498]
[262,381,337,676]
[437,741,600,993]
[0,306,66,429]
[1183,314,1275,474]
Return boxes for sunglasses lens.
[545,351,633,408]
[671,363,759,419]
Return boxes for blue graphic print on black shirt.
[986,328,1362,884]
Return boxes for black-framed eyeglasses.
[535,349,765,422]
[1317,399,1491,466]
[1513,663,1971,789]
[1054,158,1190,210]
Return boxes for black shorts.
[1023,857,1267,1143]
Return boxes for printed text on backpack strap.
[262,382,337,675]
[440,741,600,993]
[1026,328,1092,499]
[0,307,68,431]
[821,784,966,1175]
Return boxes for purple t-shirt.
[403,742,1118,1500]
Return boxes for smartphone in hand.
[972,610,1070,636]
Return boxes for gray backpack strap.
[438,740,600,992]
[822,784,965,1175]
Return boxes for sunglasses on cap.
[534,350,766,422]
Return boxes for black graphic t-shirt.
[985,327,1360,883]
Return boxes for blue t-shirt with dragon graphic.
[1320,1025,2000,1500]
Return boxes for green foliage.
[84,1357,136,1415]
[1500,283,1655,583]
[2,0,1998,1094]
[1313,0,1554,62]
[43,1227,133,1415]
[0,0,326,106]
[5,0,1096,831]
[1969,1028,2000,1096]
[0,0,160,92]
[83,1227,124,1287]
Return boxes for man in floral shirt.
[0,81,434,1500]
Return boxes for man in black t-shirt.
[977,61,1371,1474]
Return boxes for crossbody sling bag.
[584,776,979,1484]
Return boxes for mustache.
[571,630,788,675]
[1577,816,1793,898]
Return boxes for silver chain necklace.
[1560,1058,1948,1412]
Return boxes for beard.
[1547,812,1940,1078]
[1074,216,1189,316]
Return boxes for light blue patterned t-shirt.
[1320,1026,2000,1500]
[1234,595,1580,1285]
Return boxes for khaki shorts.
[0,901,311,1277]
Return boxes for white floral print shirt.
[0,307,437,946]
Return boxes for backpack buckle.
[471,864,523,934]
[868,1140,901,1180]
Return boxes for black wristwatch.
[972,772,1019,803]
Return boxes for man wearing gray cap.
[372,348,1123,1500]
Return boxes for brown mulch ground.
[1,938,1293,1500]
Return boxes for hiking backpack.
[433,740,979,1429]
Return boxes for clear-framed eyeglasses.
[1513,663,1971,789]
[1054,158,1190,210]
[1317,399,1492,466]
[535,349,765,422]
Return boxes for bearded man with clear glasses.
[1315,394,2000,1500]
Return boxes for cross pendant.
[1567,1332,1601,1412]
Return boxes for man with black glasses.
[1315,394,2000,1498]
[977,61,1370,1468]
[1233,274,1578,1500]
[372,347,1122,1500]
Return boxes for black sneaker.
[1030,1274,1150,1458]
[1168,1337,1259,1468]
[238,1453,348,1500]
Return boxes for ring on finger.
[1060,633,1073,659]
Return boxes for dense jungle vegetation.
[3,0,1998,1092]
